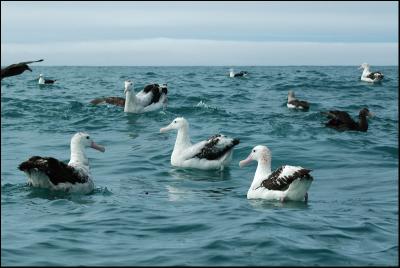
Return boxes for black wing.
[288,99,310,110]
[323,110,356,124]
[142,84,168,105]
[195,134,240,160]
[44,79,56,84]
[90,97,125,106]
[18,156,88,185]
[366,72,384,79]
[17,59,44,65]
[260,166,313,191]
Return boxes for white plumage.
[18,132,105,194]
[160,117,240,170]
[239,145,313,202]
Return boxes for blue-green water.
[1,66,398,266]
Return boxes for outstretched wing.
[90,97,125,106]
[18,59,44,65]
[260,165,313,191]
[194,134,240,160]
[18,156,88,185]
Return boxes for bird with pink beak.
[160,117,240,170]
[18,132,105,194]
[239,145,313,202]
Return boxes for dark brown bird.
[322,108,374,132]
[1,59,44,80]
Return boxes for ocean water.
[1,66,398,266]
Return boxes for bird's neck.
[362,67,370,76]
[124,89,139,112]
[69,142,89,167]
[38,77,45,84]
[173,126,192,152]
[288,95,296,102]
[358,115,368,131]
[250,158,271,190]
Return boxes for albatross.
[359,63,384,83]
[239,145,313,202]
[160,117,240,170]
[90,80,168,113]
[18,132,105,194]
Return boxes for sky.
[1,1,398,66]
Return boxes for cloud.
[2,38,397,66]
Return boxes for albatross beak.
[160,125,171,133]
[239,154,253,167]
[90,141,105,152]
[368,112,375,117]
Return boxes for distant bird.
[90,80,168,113]
[1,59,44,80]
[18,132,105,194]
[229,68,248,77]
[239,145,313,202]
[322,108,374,132]
[359,63,384,83]
[287,90,310,110]
[160,117,240,170]
[38,74,56,84]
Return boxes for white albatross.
[124,80,168,113]
[359,63,384,83]
[160,117,240,170]
[38,74,56,84]
[239,145,313,202]
[18,132,105,194]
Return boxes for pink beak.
[160,126,170,133]
[239,154,253,167]
[90,141,105,152]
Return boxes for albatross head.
[359,63,370,70]
[239,145,271,167]
[160,117,188,133]
[124,80,134,94]
[71,132,105,152]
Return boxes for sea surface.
[1,66,398,266]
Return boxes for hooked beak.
[239,154,253,167]
[90,141,105,152]
[367,112,375,117]
[160,124,172,133]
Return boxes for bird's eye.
[253,149,256,152]
[86,136,90,139]
[174,121,177,123]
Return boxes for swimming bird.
[229,68,248,78]
[1,59,44,80]
[160,117,240,170]
[38,74,56,84]
[239,145,313,202]
[287,90,310,110]
[359,63,384,83]
[18,132,105,194]
[322,108,373,132]
[90,80,168,113]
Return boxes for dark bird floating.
[1,59,44,80]
[322,108,373,132]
